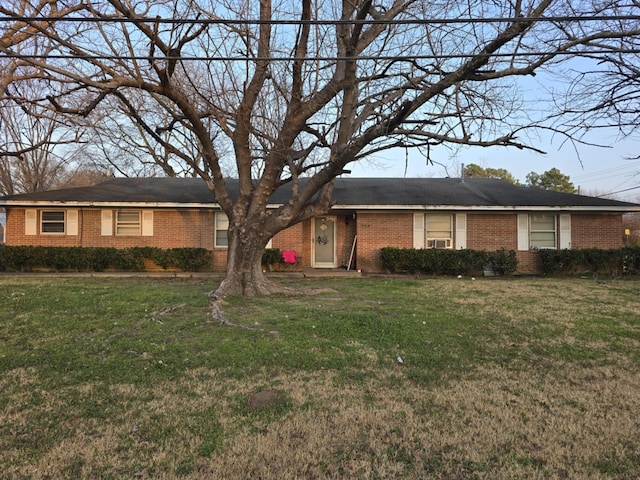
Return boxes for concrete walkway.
[0,269,363,279]
[270,268,362,278]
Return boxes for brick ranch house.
[1,177,638,274]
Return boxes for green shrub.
[165,248,211,271]
[380,247,517,275]
[491,248,518,275]
[262,248,281,267]
[537,249,583,275]
[0,246,212,272]
[539,246,640,276]
[622,246,640,274]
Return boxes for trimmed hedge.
[381,247,517,275]
[262,248,281,267]
[0,246,211,272]
[538,247,640,276]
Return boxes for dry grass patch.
[191,364,639,479]
[4,363,638,479]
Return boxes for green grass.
[1,275,639,479]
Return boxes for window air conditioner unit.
[428,238,452,249]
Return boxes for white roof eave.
[0,201,221,209]
[330,204,640,212]
[1,200,638,213]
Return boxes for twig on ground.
[151,303,187,323]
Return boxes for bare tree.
[0,85,84,195]
[0,1,90,195]
[1,0,639,296]
[69,90,235,178]
[546,7,640,149]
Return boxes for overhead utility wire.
[602,184,640,196]
[2,14,640,25]
[573,162,640,182]
[3,49,640,62]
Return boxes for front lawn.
[1,275,639,478]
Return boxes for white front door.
[313,216,336,268]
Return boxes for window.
[212,212,270,248]
[530,214,556,249]
[426,214,453,249]
[215,212,229,247]
[116,211,141,235]
[41,210,65,234]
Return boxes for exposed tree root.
[213,273,300,298]
[208,294,279,335]
[207,279,336,334]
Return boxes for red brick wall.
[571,214,624,249]
[339,217,358,269]
[466,213,517,251]
[356,212,414,272]
[272,222,307,268]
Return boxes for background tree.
[463,163,520,185]
[0,98,83,195]
[525,167,577,193]
[0,1,90,195]
[1,0,639,297]
[78,97,234,178]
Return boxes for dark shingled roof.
[1,177,638,210]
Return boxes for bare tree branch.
[2,0,639,294]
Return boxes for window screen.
[530,215,556,249]
[41,211,65,233]
[116,211,141,235]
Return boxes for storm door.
[312,216,336,268]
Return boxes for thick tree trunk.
[213,226,292,298]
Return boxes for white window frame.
[116,210,141,236]
[215,212,229,248]
[529,214,557,249]
[425,214,453,249]
[455,213,467,250]
[40,210,66,234]
[101,210,113,236]
[559,214,571,249]
[413,212,452,250]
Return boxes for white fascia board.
[2,201,638,213]
[330,204,640,212]
[0,201,290,211]
[0,201,221,209]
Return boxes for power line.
[602,184,640,196]
[572,161,640,182]
[3,49,640,63]
[2,14,640,26]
